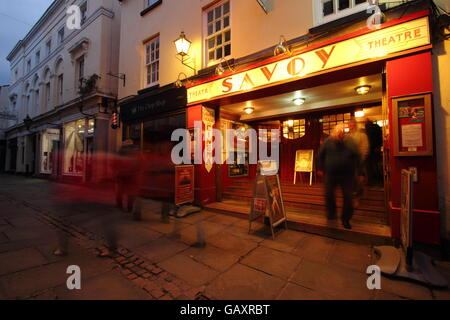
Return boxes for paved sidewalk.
[0,174,449,300]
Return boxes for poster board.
[400,169,414,266]
[175,165,195,206]
[249,174,287,239]
[265,175,288,238]
[392,93,433,156]
[294,149,314,185]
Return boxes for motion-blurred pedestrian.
[318,123,363,229]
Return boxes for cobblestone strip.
[1,193,206,300]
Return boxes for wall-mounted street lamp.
[174,32,196,74]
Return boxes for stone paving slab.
[292,234,335,263]
[379,276,433,300]
[261,229,307,253]
[241,246,302,280]
[183,245,241,273]
[276,283,330,300]
[158,254,219,287]
[207,232,259,257]
[53,269,151,300]
[205,263,286,300]
[0,247,49,276]
[135,237,189,264]
[327,240,372,272]
[0,251,113,299]
[290,258,375,300]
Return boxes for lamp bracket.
[176,55,196,74]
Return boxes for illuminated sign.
[188,17,430,104]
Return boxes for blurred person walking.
[346,119,369,206]
[318,123,363,229]
[115,139,143,220]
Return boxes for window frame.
[143,36,160,88]
[77,55,85,85]
[26,59,31,74]
[80,1,88,25]
[45,39,52,57]
[203,0,232,67]
[35,50,41,66]
[57,26,65,46]
[57,74,64,105]
[313,0,369,26]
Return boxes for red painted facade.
[187,10,441,244]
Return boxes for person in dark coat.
[365,119,383,186]
[318,123,363,229]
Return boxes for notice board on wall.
[392,93,433,156]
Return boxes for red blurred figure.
[114,139,143,220]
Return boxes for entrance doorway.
[206,74,391,241]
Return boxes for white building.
[5,0,122,182]
[0,85,13,172]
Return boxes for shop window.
[64,119,86,175]
[144,37,160,87]
[282,119,306,140]
[41,130,60,174]
[88,119,95,135]
[204,0,231,67]
[123,123,142,143]
[321,112,352,136]
[314,0,369,26]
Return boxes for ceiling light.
[244,105,254,115]
[293,97,306,106]
[355,110,365,118]
[355,85,371,95]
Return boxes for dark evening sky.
[0,0,54,85]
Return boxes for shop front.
[185,10,440,244]
[119,85,188,201]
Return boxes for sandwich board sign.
[249,173,287,239]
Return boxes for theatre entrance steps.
[204,180,391,245]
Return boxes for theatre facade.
[118,1,449,245]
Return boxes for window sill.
[140,0,163,17]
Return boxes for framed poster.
[392,93,433,156]
[294,149,314,185]
[175,165,195,206]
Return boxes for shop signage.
[175,165,195,206]
[46,128,61,141]
[120,87,187,122]
[187,17,430,104]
